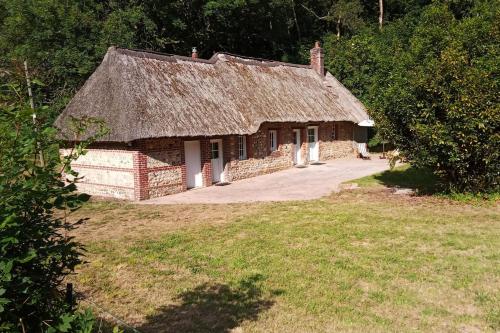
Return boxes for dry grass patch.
[72,200,266,243]
[69,189,499,332]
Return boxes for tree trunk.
[379,0,384,30]
[291,0,301,40]
[336,17,341,39]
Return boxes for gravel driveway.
[141,157,390,204]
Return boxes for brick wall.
[62,148,136,200]
[135,137,185,199]
[226,121,356,181]
[200,139,213,186]
[227,123,294,181]
[318,121,356,160]
[65,121,361,201]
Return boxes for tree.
[324,0,499,192]
[379,0,383,30]
[301,0,364,38]
[331,0,364,38]
[0,80,106,331]
[369,2,500,192]
[0,0,162,118]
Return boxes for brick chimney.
[310,41,324,76]
[191,47,198,59]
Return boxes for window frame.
[238,135,247,160]
[269,129,278,152]
[332,123,337,140]
[307,127,316,143]
[210,141,219,160]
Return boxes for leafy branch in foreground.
[0,83,107,332]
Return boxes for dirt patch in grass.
[71,199,268,243]
[69,189,499,332]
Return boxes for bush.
[369,2,500,193]
[46,310,96,333]
[0,83,105,332]
[325,1,499,193]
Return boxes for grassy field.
[70,167,499,332]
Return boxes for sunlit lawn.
[71,167,500,332]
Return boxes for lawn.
[70,167,500,332]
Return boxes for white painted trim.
[210,139,224,183]
[184,140,203,188]
[307,126,319,162]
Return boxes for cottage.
[55,42,372,200]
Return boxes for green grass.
[72,187,500,332]
[351,164,438,193]
[352,165,499,202]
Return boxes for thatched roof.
[55,47,369,142]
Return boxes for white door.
[293,129,302,164]
[184,140,203,188]
[210,139,224,183]
[308,126,319,162]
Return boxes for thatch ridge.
[117,47,312,69]
[56,47,369,142]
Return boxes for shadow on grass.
[136,274,280,333]
[373,166,439,194]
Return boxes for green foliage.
[0,0,161,117]
[2,0,496,193]
[0,0,430,115]
[377,2,499,192]
[367,131,388,149]
[0,84,105,331]
[325,1,500,193]
[330,0,364,37]
[46,309,96,333]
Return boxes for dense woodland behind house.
[0,1,498,331]
[0,0,491,109]
[0,0,498,191]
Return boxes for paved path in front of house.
[141,157,390,204]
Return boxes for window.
[308,128,316,143]
[331,123,337,140]
[211,142,219,159]
[293,130,299,145]
[238,135,247,160]
[269,130,278,152]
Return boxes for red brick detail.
[70,164,134,172]
[133,152,149,200]
[180,166,188,191]
[180,142,188,191]
[77,182,134,190]
[223,136,236,181]
[148,182,184,190]
[310,42,324,76]
[302,127,308,160]
[80,147,132,152]
[147,165,184,172]
[200,138,213,186]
